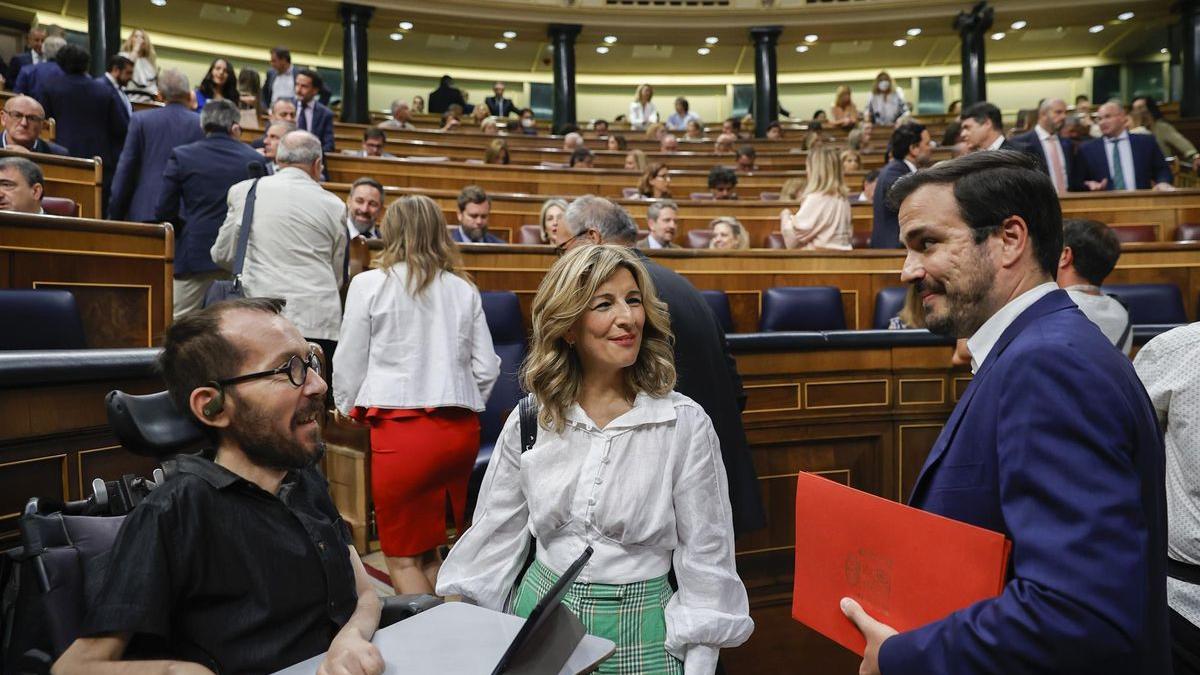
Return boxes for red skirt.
[353,407,480,557]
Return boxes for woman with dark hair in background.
[195,57,238,111]
[638,162,672,199]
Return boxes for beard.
[225,392,325,471]
[919,247,995,338]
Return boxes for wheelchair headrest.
[105,390,207,458]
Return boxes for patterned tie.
[1110,138,1126,190]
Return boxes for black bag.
[508,395,539,602]
[203,179,260,308]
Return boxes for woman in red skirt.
[334,194,500,594]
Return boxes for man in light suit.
[292,68,334,152]
[484,81,516,118]
[870,122,931,248]
[1011,98,1075,194]
[843,150,1168,675]
[1076,100,1173,191]
[156,99,266,318]
[6,27,45,89]
[109,69,203,222]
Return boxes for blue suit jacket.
[297,99,335,152]
[869,159,912,249]
[16,60,62,100]
[1010,129,1077,191]
[39,73,127,172]
[0,133,68,156]
[879,290,1168,675]
[450,227,503,244]
[155,133,266,277]
[108,103,203,222]
[7,51,33,89]
[1075,133,1172,190]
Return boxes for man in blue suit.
[843,150,1168,675]
[109,69,203,222]
[6,27,45,89]
[156,99,266,318]
[1076,100,1173,191]
[451,185,504,243]
[15,35,64,99]
[292,68,334,153]
[870,122,931,249]
[1011,98,1076,194]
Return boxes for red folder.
[791,471,1011,656]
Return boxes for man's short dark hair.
[889,122,927,160]
[0,156,43,190]
[570,147,594,167]
[55,43,89,75]
[1075,94,1090,104]
[158,298,286,433]
[864,168,881,183]
[350,176,383,197]
[766,121,782,134]
[271,46,291,62]
[708,165,738,188]
[736,146,756,160]
[106,54,133,72]
[1132,96,1163,121]
[594,119,609,129]
[1063,218,1121,286]
[724,116,742,131]
[295,68,322,90]
[363,128,386,142]
[888,150,1062,277]
[457,184,489,211]
[961,102,1003,133]
[675,97,689,113]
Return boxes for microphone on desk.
[247,162,267,179]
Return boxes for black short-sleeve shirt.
[81,454,358,674]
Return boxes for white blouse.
[437,391,753,675]
[332,266,500,415]
[629,101,659,130]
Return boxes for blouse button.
[587,497,596,506]
[594,477,602,485]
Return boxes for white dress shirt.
[1134,323,1200,629]
[437,391,754,674]
[1104,131,1138,191]
[966,282,1058,373]
[646,234,665,249]
[270,66,294,105]
[1035,125,1068,193]
[985,134,1005,151]
[211,167,347,340]
[345,217,379,240]
[333,265,500,415]
[104,72,132,117]
[628,101,659,130]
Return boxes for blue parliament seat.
[759,286,846,332]
[872,286,908,330]
[699,290,734,334]
[1101,283,1188,325]
[0,290,86,350]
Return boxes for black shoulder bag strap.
[511,394,539,598]
[232,179,260,279]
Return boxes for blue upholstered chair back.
[759,286,846,332]
[1101,284,1187,325]
[700,290,735,334]
[0,289,87,350]
[873,286,909,330]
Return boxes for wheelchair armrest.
[379,594,443,628]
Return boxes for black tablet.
[492,546,594,675]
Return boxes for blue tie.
[298,103,309,133]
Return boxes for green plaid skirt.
[513,558,684,675]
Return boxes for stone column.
[339,3,374,123]
[954,1,994,107]
[548,24,581,135]
[87,0,120,78]
[750,26,783,139]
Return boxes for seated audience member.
[193,57,237,111]
[570,147,595,169]
[736,146,758,173]
[539,197,568,244]
[645,122,667,141]
[1077,100,1173,191]
[841,149,862,174]
[1,94,67,155]
[349,128,393,158]
[684,119,705,141]
[411,94,425,114]
[607,134,628,151]
[1074,94,1103,138]
[15,35,64,98]
[260,120,294,173]
[714,133,737,154]
[293,68,335,152]
[858,168,880,203]
[483,138,509,165]
[625,149,647,173]
[660,134,679,153]
[378,99,414,130]
[53,298,385,675]
[212,130,346,360]
[439,110,461,132]
[593,119,610,135]
[563,131,584,152]
[484,81,516,117]
[666,96,700,131]
[428,74,466,114]
[158,100,267,319]
[109,69,204,222]
[830,86,858,128]
[709,216,750,250]
[1057,218,1132,354]
[887,285,926,330]
[480,118,498,135]
[638,162,672,199]
[346,177,384,240]
[452,185,503,243]
[261,45,294,108]
[959,101,1018,152]
[848,122,874,152]
[437,243,754,673]
[251,98,298,149]
[638,198,679,249]
[629,83,658,130]
[0,156,45,213]
[780,177,805,201]
[1132,96,1198,165]
[722,116,747,140]
[946,99,962,116]
[813,110,828,124]
[708,165,739,200]
[470,103,491,128]
[780,146,852,250]
[518,107,537,135]
[865,70,906,125]
[765,121,784,140]
[870,122,932,248]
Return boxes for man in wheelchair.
[53,298,385,675]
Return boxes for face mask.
[522,118,534,128]
[878,81,891,92]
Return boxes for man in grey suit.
[108,69,204,222]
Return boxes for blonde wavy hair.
[120,28,157,63]
[803,146,850,198]
[377,194,469,295]
[521,244,676,432]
